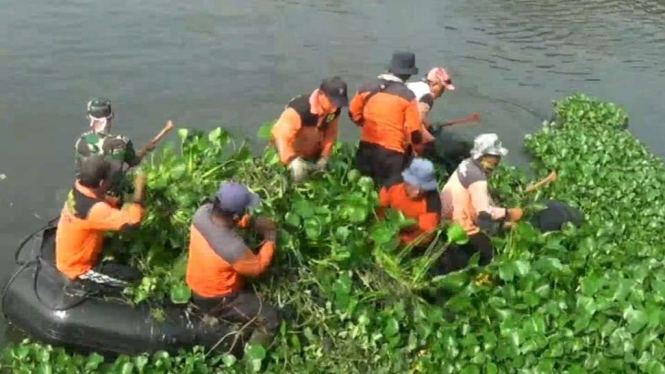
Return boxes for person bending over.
[186,181,280,348]
[56,155,145,287]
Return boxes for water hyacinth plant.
[4,94,665,373]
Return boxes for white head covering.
[470,133,508,159]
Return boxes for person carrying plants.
[185,181,280,348]
[55,155,145,288]
[406,67,456,155]
[271,77,349,183]
[75,98,156,204]
[349,51,427,187]
[377,158,442,247]
[438,133,523,274]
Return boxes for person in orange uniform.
[378,158,442,247]
[271,76,349,183]
[186,181,279,347]
[349,51,425,187]
[55,155,145,287]
[439,133,523,274]
[406,67,456,155]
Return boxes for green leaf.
[383,318,399,337]
[499,262,515,281]
[513,260,531,276]
[86,353,105,370]
[446,223,469,245]
[341,204,369,223]
[371,225,395,244]
[177,128,189,142]
[221,353,237,367]
[36,363,52,374]
[120,362,135,374]
[284,212,301,227]
[293,200,314,218]
[304,217,323,240]
[208,127,222,142]
[246,345,266,361]
[169,282,192,304]
[256,121,275,141]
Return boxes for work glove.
[315,156,329,171]
[288,157,310,183]
[478,211,502,236]
[506,208,524,222]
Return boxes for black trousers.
[436,232,495,275]
[355,141,409,188]
[78,261,143,288]
[192,290,280,335]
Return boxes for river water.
[1,0,665,344]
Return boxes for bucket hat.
[402,158,438,191]
[386,51,419,75]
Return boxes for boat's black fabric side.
[2,224,250,357]
[426,127,474,175]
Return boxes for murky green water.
[1,0,664,344]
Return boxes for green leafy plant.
[6,94,665,373]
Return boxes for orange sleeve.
[401,212,440,245]
[85,202,143,231]
[271,108,302,165]
[321,116,339,158]
[376,186,391,219]
[230,241,276,276]
[349,91,371,126]
[405,100,424,146]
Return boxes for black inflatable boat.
[1,221,251,356]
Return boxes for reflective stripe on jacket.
[440,158,506,235]
[55,180,143,279]
[348,74,423,154]
[185,204,275,298]
[271,90,340,165]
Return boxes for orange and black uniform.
[186,204,279,333]
[271,92,340,165]
[55,180,143,286]
[378,178,442,246]
[349,75,424,187]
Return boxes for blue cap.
[214,181,261,215]
[402,158,438,191]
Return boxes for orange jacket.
[349,74,424,154]
[271,90,341,165]
[186,205,275,298]
[441,158,506,235]
[378,181,442,246]
[55,181,143,279]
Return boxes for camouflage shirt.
[75,131,140,173]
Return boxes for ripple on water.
[460,0,665,76]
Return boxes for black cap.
[319,76,349,107]
[386,51,419,75]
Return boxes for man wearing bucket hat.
[407,67,456,150]
[438,134,523,273]
[349,51,427,187]
[377,158,442,247]
[271,77,349,183]
[186,181,280,347]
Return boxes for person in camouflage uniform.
[75,98,154,201]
